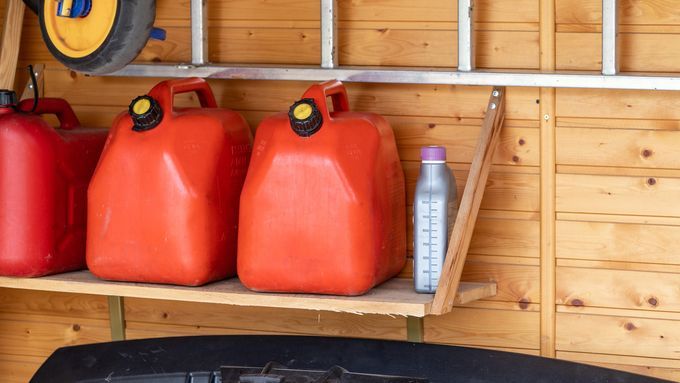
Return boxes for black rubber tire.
[22,0,39,15]
[38,0,156,75]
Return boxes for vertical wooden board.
[556,313,680,360]
[0,353,43,383]
[0,289,109,319]
[556,173,680,217]
[425,308,540,349]
[556,127,680,169]
[461,261,540,304]
[556,88,680,120]
[556,220,680,265]
[124,298,406,340]
[556,267,680,312]
[557,32,680,72]
[0,313,110,358]
[556,0,680,25]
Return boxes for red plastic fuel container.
[0,92,107,277]
[87,78,252,286]
[238,80,406,295]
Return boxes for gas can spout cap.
[0,90,18,108]
[129,95,163,132]
[289,99,323,137]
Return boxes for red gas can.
[0,93,107,277]
[238,80,406,295]
[87,78,252,286]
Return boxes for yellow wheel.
[38,0,156,74]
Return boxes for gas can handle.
[302,80,350,120]
[17,98,80,130]
[162,77,218,111]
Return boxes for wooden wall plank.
[0,313,110,358]
[468,218,540,258]
[557,127,680,169]
[408,216,540,256]
[206,0,539,23]
[556,220,680,265]
[396,123,539,166]
[557,351,680,382]
[425,308,540,350]
[556,313,680,360]
[0,289,109,319]
[557,267,680,312]
[557,32,680,72]
[405,164,541,212]
[124,298,406,341]
[556,0,680,26]
[0,353,43,383]
[557,89,680,120]
[556,173,680,217]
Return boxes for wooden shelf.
[0,271,496,317]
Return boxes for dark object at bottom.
[31,335,670,383]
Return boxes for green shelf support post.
[108,295,126,341]
[406,316,424,343]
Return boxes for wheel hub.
[56,0,92,18]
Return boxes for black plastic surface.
[289,98,323,137]
[30,335,671,383]
[0,90,18,107]
[129,95,163,132]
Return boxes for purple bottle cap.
[421,146,447,162]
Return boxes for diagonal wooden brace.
[430,87,506,315]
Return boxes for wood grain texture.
[539,0,557,357]
[557,88,680,120]
[556,220,680,265]
[557,351,680,382]
[556,173,680,217]
[0,0,24,90]
[0,288,109,319]
[0,271,496,317]
[0,312,110,358]
[404,163,540,213]
[556,0,680,26]
[5,0,680,377]
[124,298,407,340]
[557,127,680,169]
[468,217,540,258]
[425,307,540,350]
[557,267,680,312]
[431,88,506,314]
[557,32,680,72]
[0,353,43,383]
[556,313,680,360]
